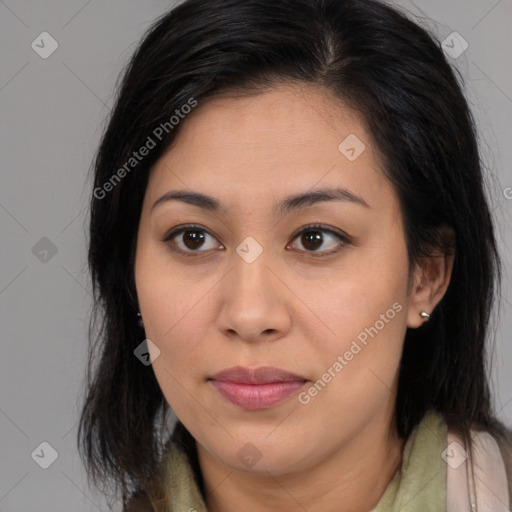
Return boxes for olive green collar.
[371,410,446,511]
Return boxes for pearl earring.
[420,311,430,321]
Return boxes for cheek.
[306,242,408,401]
[146,303,212,422]
[318,289,406,388]
[318,248,408,340]
[135,270,209,410]
[135,239,207,341]
[297,300,406,440]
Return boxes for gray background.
[1,0,511,510]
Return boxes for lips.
[211,365,306,384]
[209,366,307,410]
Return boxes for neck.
[196,412,405,512]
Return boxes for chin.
[211,436,311,475]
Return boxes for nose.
[215,246,292,344]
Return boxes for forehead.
[145,84,396,215]
[162,84,369,158]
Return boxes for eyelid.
[161,223,351,258]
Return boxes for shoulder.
[123,488,155,512]
[446,426,511,511]
[494,430,512,507]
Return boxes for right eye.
[162,224,224,257]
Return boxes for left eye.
[162,224,349,257]
[288,225,349,255]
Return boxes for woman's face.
[135,83,420,475]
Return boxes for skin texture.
[134,83,454,512]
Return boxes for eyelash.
[161,223,351,259]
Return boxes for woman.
[78,0,512,510]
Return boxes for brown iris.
[182,229,205,250]
[301,230,323,251]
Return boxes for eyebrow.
[151,186,370,216]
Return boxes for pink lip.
[209,366,307,410]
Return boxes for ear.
[407,226,456,329]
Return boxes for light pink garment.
[446,428,510,511]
